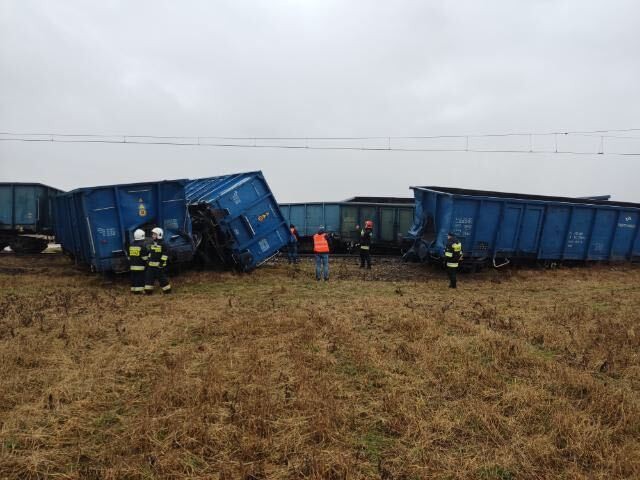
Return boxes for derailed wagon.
[0,182,63,253]
[54,180,195,272]
[405,186,640,270]
[186,171,290,271]
[52,171,289,273]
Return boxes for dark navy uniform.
[359,228,372,269]
[444,235,463,288]
[144,241,171,294]
[128,240,148,293]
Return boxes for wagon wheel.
[9,237,49,254]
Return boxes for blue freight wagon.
[0,182,63,253]
[54,180,194,272]
[185,171,290,271]
[406,186,640,269]
[279,197,415,253]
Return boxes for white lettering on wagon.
[453,216,473,237]
[617,223,636,229]
[97,227,117,237]
[567,231,585,248]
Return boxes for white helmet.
[133,229,145,241]
[151,227,164,240]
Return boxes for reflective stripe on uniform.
[131,286,144,292]
[130,265,145,271]
[360,245,370,250]
[444,251,453,257]
[160,255,168,261]
[161,284,172,291]
[148,261,160,267]
[144,285,154,290]
[446,262,459,268]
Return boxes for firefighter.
[444,232,463,288]
[144,227,171,294]
[313,226,330,281]
[359,220,373,269]
[288,224,299,264]
[128,228,148,294]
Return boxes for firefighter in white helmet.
[144,227,171,294]
[127,228,148,294]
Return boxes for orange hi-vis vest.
[313,233,330,253]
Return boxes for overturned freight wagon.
[185,171,290,271]
[279,197,415,253]
[54,180,194,272]
[406,186,640,269]
[0,182,63,253]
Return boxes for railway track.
[278,252,403,260]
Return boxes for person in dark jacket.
[359,220,373,269]
[144,227,171,294]
[128,228,148,294]
[444,232,463,288]
[288,224,299,264]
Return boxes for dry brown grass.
[0,255,639,479]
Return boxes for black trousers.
[145,267,171,293]
[130,269,146,293]
[447,266,457,288]
[360,250,371,268]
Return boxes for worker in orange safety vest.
[313,226,330,281]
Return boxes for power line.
[1,135,639,156]
[2,127,640,141]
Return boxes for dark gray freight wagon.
[279,197,415,253]
[0,182,63,253]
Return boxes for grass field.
[0,255,639,479]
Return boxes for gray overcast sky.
[1,0,639,202]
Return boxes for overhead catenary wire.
[1,136,640,156]
[1,128,640,155]
[2,127,640,140]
